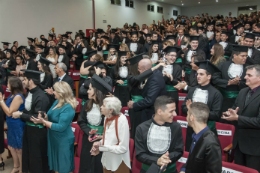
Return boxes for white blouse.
[99,114,131,171]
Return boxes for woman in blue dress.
[0,76,25,173]
[31,81,77,173]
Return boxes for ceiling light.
[182,3,184,5]
[198,2,200,4]
[216,0,218,2]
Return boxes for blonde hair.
[120,43,130,51]
[53,81,77,109]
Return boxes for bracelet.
[43,120,46,126]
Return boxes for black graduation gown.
[35,52,46,61]
[229,34,241,45]
[138,36,145,45]
[121,37,131,44]
[6,57,16,80]
[28,45,35,51]
[73,44,84,70]
[20,87,50,173]
[39,73,53,90]
[135,118,183,173]
[127,42,143,55]
[219,41,233,58]
[198,35,208,53]
[0,87,4,154]
[181,83,223,151]
[109,37,120,45]
[57,53,70,71]
[26,57,38,71]
[77,100,104,173]
[246,48,260,65]
[158,64,182,114]
[182,48,206,82]
[110,66,130,107]
[181,129,222,173]
[133,69,167,122]
[212,61,247,113]
[186,69,198,91]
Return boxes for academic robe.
[39,73,53,91]
[181,129,222,173]
[127,42,143,55]
[27,45,35,51]
[77,100,104,173]
[3,48,10,54]
[35,52,46,61]
[25,57,38,71]
[198,35,208,53]
[73,43,84,70]
[246,48,260,65]
[143,42,163,53]
[138,36,145,45]
[181,83,223,151]
[109,37,120,45]
[133,69,167,122]
[229,34,242,45]
[121,37,131,44]
[57,53,70,71]
[135,118,183,173]
[212,61,247,113]
[20,86,50,173]
[158,64,182,114]
[219,41,233,58]
[186,69,198,91]
[110,65,130,107]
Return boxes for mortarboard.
[195,60,220,75]
[190,35,200,41]
[90,74,112,95]
[126,53,144,65]
[39,56,52,66]
[163,46,181,53]
[21,69,42,80]
[232,45,248,52]
[107,44,119,51]
[1,42,11,46]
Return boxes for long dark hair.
[39,62,52,76]
[0,51,6,60]
[148,44,161,58]
[85,87,106,112]
[128,63,139,76]
[115,54,129,78]
[8,76,25,97]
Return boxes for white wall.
[0,0,93,46]
[0,0,181,46]
[95,0,181,30]
[181,2,260,17]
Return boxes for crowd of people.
[0,10,260,173]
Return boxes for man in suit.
[143,32,163,53]
[127,59,167,122]
[222,64,260,172]
[72,35,85,70]
[180,102,222,173]
[176,29,186,46]
[52,62,73,90]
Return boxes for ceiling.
[139,0,259,7]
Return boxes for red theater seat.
[73,130,84,173]
[178,93,187,116]
[132,150,142,173]
[176,151,189,172]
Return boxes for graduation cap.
[62,34,68,38]
[126,53,144,65]
[107,44,119,51]
[66,31,72,34]
[92,61,109,70]
[97,28,104,33]
[58,45,66,50]
[253,32,260,37]
[27,37,34,42]
[85,50,97,58]
[1,42,11,46]
[163,46,181,53]
[184,33,190,37]
[20,69,43,80]
[195,60,220,75]
[90,74,112,95]
[207,22,214,26]
[121,31,128,35]
[139,31,145,35]
[198,27,205,31]
[101,36,109,40]
[110,29,117,33]
[18,46,26,51]
[190,35,200,41]
[151,40,159,45]
[232,45,248,53]
[221,31,229,36]
[117,51,128,57]
[131,31,138,36]
[216,24,224,28]
[244,21,252,26]
[41,38,49,43]
[25,48,36,56]
[166,35,176,40]
[39,56,52,66]
[35,45,44,49]
[48,33,53,37]
[145,33,152,38]
[216,16,221,20]
[231,21,239,26]
[234,24,244,30]
[244,33,255,40]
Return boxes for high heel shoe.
[11,166,19,173]
[0,158,4,170]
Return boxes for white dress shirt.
[99,114,131,171]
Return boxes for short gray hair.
[103,97,122,116]
[57,62,67,72]
[189,102,209,124]
[246,65,260,76]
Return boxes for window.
[147,5,154,12]
[173,10,178,16]
[126,0,134,8]
[111,0,121,5]
[157,6,163,14]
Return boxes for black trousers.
[235,145,260,172]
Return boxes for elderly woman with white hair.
[91,96,131,173]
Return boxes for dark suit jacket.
[175,36,185,46]
[58,54,70,71]
[26,58,38,71]
[133,69,167,122]
[231,87,260,156]
[181,129,222,173]
[53,74,74,91]
[246,48,260,65]
[109,37,119,45]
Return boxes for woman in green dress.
[31,81,77,173]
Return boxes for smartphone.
[39,111,46,118]
[90,133,99,141]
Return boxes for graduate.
[109,30,120,45]
[143,33,152,53]
[27,37,35,50]
[127,31,143,55]
[77,74,112,173]
[165,35,177,46]
[159,46,182,114]
[138,31,145,45]
[38,56,53,91]
[35,45,46,61]
[61,34,72,50]
[212,45,248,114]
[147,40,161,67]
[110,51,130,107]
[57,45,70,71]
[121,31,131,44]
[12,70,50,173]
[1,42,10,54]
[103,44,119,67]
[206,22,215,41]
[229,24,244,45]
[135,95,183,173]
[180,102,222,173]
[219,31,233,60]
[181,60,223,151]
[243,32,260,65]
[72,35,86,70]
[24,49,38,71]
[182,36,206,83]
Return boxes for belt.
[166,85,177,91]
[131,95,144,102]
[83,56,88,59]
[142,163,176,173]
[175,58,182,63]
[103,51,109,55]
[26,121,44,128]
[117,80,127,86]
[185,68,191,74]
[80,75,89,79]
[219,88,239,98]
[87,124,104,135]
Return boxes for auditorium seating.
[178,93,187,116]
[69,70,80,98]
[173,116,188,150]
[132,150,142,173]
[121,107,131,129]
[129,138,134,162]
[176,151,189,172]
[73,130,84,173]
[216,122,235,162]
